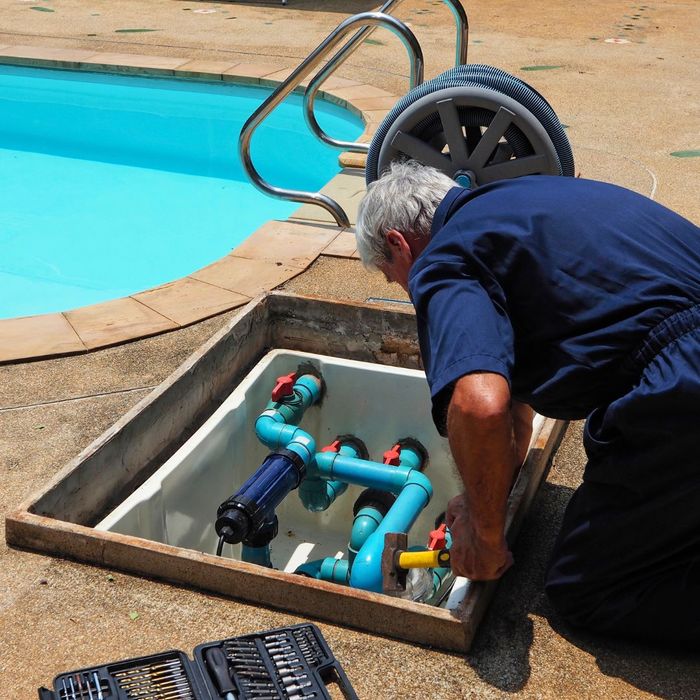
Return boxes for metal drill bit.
[229,659,266,668]
[226,648,262,657]
[226,643,259,651]
[118,665,188,679]
[119,678,190,694]
[239,678,276,689]
[227,652,264,661]
[233,668,270,678]
[120,671,189,686]
[68,676,77,700]
[116,665,188,682]
[83,672,94,700]
[119,674,189,690]
[119,675,189,693]
[74,674,84,699]
[128,689,194,700]
[287,693,316,700]
[60,678,70,700]
[113,659,182,678]
[229,659,267,669]
[124,679,192,699]
[93,672,103,700]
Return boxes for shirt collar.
[431,186,468,236]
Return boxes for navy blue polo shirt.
[408,176,700,433]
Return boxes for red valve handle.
[271,372,297,402]
[383,443,401,466]
[428,523,448,550]
[321,439,342,453]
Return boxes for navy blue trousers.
[545,306,700,644]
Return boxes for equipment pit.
[6,293,566,651]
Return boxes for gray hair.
[356,160,456,269]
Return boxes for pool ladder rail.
[238,0,469,227]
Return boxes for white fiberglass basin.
[97,349,543,608]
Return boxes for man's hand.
[446,493,513,580]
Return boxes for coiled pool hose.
[366,63,574,185]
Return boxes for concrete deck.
[1,0,699,698]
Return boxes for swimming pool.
[0,65,363,320]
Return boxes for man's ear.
[386,229,411,258]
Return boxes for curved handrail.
[303,0,469,153]
[238,12,424,228]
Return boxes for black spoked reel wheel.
[366,64,574,187]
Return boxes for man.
[355,160,700,644]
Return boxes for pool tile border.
[0,46,392,364]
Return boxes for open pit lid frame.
[5,291,567,653]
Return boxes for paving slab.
[191,255,304,297]
[230,219,340,268]
[64,298,178,350]
[132,277,250,327]
[0,314,86,364]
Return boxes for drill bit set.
[39,651,199,700]
[38,624,358,700]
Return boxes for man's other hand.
[446,493,513,580]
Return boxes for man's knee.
[544,560,601,630]
[545,556,700,644]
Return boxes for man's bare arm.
[445,372,525,580]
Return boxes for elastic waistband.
[623,304,700,376]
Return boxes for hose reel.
[366,64,574,187]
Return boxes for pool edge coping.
[0,46,390,364]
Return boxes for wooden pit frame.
[6,292,566,652]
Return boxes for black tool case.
[38,623,359,700]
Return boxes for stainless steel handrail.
[239,12,424,228]
[303,0,469,153]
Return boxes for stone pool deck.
[1,0,699,698]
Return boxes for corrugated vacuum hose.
[366,64,575,187]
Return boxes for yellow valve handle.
[397,549,450,570]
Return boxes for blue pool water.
[0,65,363,319]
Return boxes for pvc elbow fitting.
[255,414,315,462]
[349,475,433,592]
[298,477,347,512]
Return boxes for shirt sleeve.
[409,255,514,436]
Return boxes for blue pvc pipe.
[311,453,416,493]
[346,442,421,567]
[398,444,423,471]
[255,417,316,463]
[298,441,358,512]
[349,471,433,592]
[255,373,322,454]
[299,475,346,512]
[295,557,349,585]
[348,505,384,565]
[310,451,434,592]
[241,544,272,567]
[320,556,350,584]
[295,559,323,578]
